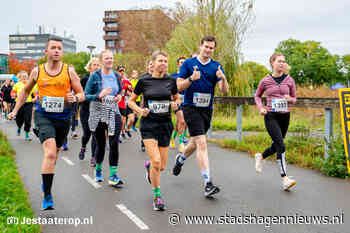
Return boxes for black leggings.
[94,114,122,166]
[80,106,97,156]
[262,112,290,177]
[16,102,33,132]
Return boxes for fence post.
[237,105,242,141]
[324,108,333,158]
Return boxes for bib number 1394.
[193,93,211,107]
[42,96,64,113]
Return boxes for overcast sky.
[1,0,349,67]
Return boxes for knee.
[195,137,207,151]
[151,159,161,171]
[45,150,57,161]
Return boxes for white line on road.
[116,204,149,230]
[61,156,74,166]
[82,174,102,189]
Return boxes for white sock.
[201,170,210,184]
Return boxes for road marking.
[116,204,149,230]
[61,156,74,166]
[82,174,102,189]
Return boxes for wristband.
[75,95,79,102]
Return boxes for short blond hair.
[98,50,113,63]
[269,53,284,69]
[151,50,168,62]
[84,57,100,72]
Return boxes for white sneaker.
[255,153,263,173]
[282,176,296,191]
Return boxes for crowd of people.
[2,35,297,212]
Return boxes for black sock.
[42,174,54,197]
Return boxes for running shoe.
[183,136,189,145]
[118,137,123,143]
[153,197,165,211]
[79,147,85,160]
[95,169,103,182]
[204,181,220,197]
[25,134,32,141]
[255,153,263,173]
[144,160,151,184]
[170,138,175,149]
[121,133,126,139]
[90,156,96,167]
[62,142,68,151]
[282,176,296,191]
[131,125,137,132]
[108,174,124,187]
[71,132,78,140]
[172,153,184,176]
[42,194,54,210]
[126,130,132,138]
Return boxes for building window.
[106,13,117,18]
[107,32,118,36]
[27,36,36,40]
[10,43,27,49]
[107,41,115,47]
[106,23,117,28]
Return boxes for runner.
[254,53,297,191]
[85,50,124,186]
[11,71,35,141]
[8,37,85,210]
[78,57,100,166]
[170,56,188,152]
[127,70,140,132]
[1,79,12,120]
[128,51,181,211]
[172,36,229,197]
[117,65,133,140]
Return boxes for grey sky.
[1,0,349,68]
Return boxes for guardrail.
[212,97,339,158]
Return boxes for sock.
[96,163,102,171]
[42,174,54,197]
[5,112,7,119]
[153,187,161,198]
[179,134,185,144]
[178,152,186,164]
[171,131,177,140]
[201,170,210,184]
[25,131,29,138]
[110,166,118,176]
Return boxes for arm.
[9,68,38,117]
[128,93,143,114]
[177,77,193,92]
[84,73,99,101]
[68,66,85,102]
[287,79,297,104]
[254,79,266,112]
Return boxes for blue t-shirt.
[179,57,224,108]
[102,72,119,96]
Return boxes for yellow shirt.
[130,79,141,102]
[13,82,34,102]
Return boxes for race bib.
[193,93,211,107]
[42,96,64,113]
[271,98,288,112]
[102,96,115,108]
[148,100,170,114]
[179,94,184,104]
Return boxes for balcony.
[103,26,119,32]
[103,35,119,41]
[103,17,118,23]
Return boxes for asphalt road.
[2,119,349,233]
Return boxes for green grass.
[210,133,325,170]
[0,131,40,233]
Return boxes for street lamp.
[87,45,96,58]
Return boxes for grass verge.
[0,130,40,233]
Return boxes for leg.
[144,139,161,188]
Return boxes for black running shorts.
[182,106,213,137]
[140,118,173,147]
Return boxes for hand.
[175,110,186,133]
[114,95,122,103]
[284,95,292,102]
[140,108,150,117]
[66,91,76,103]
[216,65,225,79]
[170,101,179,111]
[8,111,16,120]
[190,66,201,81]
[99,88,112,99]
[260,108,267,115]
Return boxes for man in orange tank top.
[9,38,85,210]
